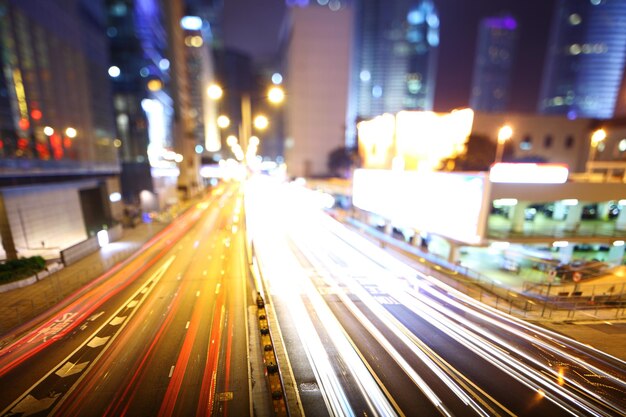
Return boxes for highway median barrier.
[256,293,289,417]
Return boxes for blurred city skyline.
[223,0,556,113]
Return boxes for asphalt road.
[248,177,626,417]
[0,185,253,417]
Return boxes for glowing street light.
[495,125,512,163]
[253,115,269,130]
[43,126,54,136]
[226,135,238,147]
[65,127,77,138]
[207,83,223,100]
[207,83,285,164]
[268,86,285,104]
[588,128,607,172]
[217,115,231,129]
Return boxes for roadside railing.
[344,216,626,321]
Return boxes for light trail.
[250,180,626,417]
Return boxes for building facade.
[283,3,353,178]
[163,0,202,200]
[0,0,121,260]
[469,15,518,113]
[107,0,170,207]
[345,0,439,146]
[538,0,626,119]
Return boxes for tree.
[450,133,514,171]
[327,146,359,178]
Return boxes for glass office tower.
[469,15,518,113]
[538,0,626,119]
[346,0,439,146]
[0,0,120,260]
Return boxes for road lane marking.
[186,321,190,329]
[8,394,60,416]
[215,283,221,294]
[109,316,126,326]
[88,312,105,321]
[55,361,89,377]
[127,300,139,309]
[87,336,110,348]
[169,366,175,378]
[196,291,200,297]
[27,313,76,343]
[0,256,177,417]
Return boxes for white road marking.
[109,316,126,326]
[127,300,138,309]
[215,283,221,294]
[55,361,89,377]
[87,336,110,348]
[185,321,190,329]
[9,394,60,416]
[169,366,175,378]
[88,312,104,321]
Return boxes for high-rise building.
[163,0,202,200]
[469,15,518,113]
[0,0,121,259]
[538,0,626,119]
[181,2,221,155]
[107,0,174,208]
[282,2,353,177]
[346,0,439,146]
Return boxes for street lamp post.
[587,128,606,173]
[495,125,512,164]
[207,83,284,164]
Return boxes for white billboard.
[353,169,490,244]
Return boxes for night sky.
[222,0,556,113]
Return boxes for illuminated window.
[569,44,582,55]
[544,134,553,148]
[568,13,582,25]
[520,135,532,151]
[328,0,341,11]
[565,135,575,149]
[619,139,626,152]
[427,30,439,47]
[110,2,128,16]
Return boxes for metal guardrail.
[344,216,626,320]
